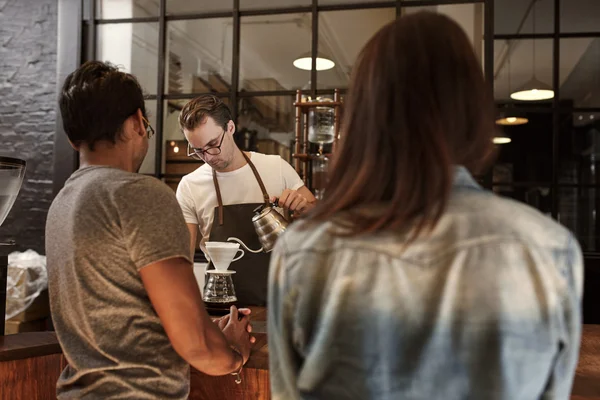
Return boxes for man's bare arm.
[140,257,251,375]
[186,223,198,259]
[276,186,318,218]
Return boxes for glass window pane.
[558,111,600,184]
[241,0,310,10]
[163,97,232,142]
[96,23,159,94]
[493,39,553,102]
[166,0,233,15]
[402,4,485,42]
[96,0,159,19]
[166,19,234,94]
[317,8,395,89]
[561,0,600,34]
[402,4,485,66]
[558,187,600,252]
[237,96,296,164]
[84,0,91,20]
[139,100,158,175]
[240,14,312,92]
[494,0,553,35]
[493,185,553,218]
[560,38,600,108]
[492,109,554,184]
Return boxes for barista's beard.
[209,156,233,171]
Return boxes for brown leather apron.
[208,152,271,306]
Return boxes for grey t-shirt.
[46,166,192,399]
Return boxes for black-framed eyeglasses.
[187,130,226,160]
[142,116,155,139]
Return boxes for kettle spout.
[227,237,263,253]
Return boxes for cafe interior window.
[490,0,600,253]
[165,18,234,94]
[96,22,159,94]
[86,0,600,253]
[239,13,313,92]
[317,8,396,89]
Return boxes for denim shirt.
[268,167,583,400]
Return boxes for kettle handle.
[227,237,263,253]
[271,199,294,220]
[254,200,294,221]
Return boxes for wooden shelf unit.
[292,89,342,183]
[164,140,203,191]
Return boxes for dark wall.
[0,0,57,253]
[583,257,600,324]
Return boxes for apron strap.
[240,151,270,206]
[212,169,224,226]
[212,150,271,226]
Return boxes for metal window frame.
[551,0,560,219]
[53,0,83,196]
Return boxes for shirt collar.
[453,166,482,191]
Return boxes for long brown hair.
[308,11,496,238]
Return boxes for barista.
[176,95,317,306]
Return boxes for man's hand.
[272,188,314,216]
[216,308,255,342]
[221,306,254,364]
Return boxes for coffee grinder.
[0,156,27,336]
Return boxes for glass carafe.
[308,98,335,145]
[203,271,237,305]
[312,154,329,200]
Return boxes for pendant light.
[497,55,529,126]
[510,77,554,101]
[293,51,335,71]
[493,131,512,145]
[510,0,554,101]
[496,111,529,126]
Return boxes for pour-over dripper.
[0,156,26,229]
[205,242,245,270]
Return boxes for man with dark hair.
[176,95,317,307]
[46,61,254,399]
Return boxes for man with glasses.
[177,95,316,306]
[46,62,254,399]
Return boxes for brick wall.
[0,0,57,253]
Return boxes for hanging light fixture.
[510,0,554,101]
[497,57,529,125]
[510,77,554,101]
[293,51,335,71]
[493,130,512,145]
[496,112,529,126]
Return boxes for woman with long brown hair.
[267,11,583,400]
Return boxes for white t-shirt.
[176,152,305,253]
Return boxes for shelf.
[293,101,343,108]
[292,153,332,161]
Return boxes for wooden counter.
[190,307,270,400]
[0,332,67,399]
[2,308,600,400]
